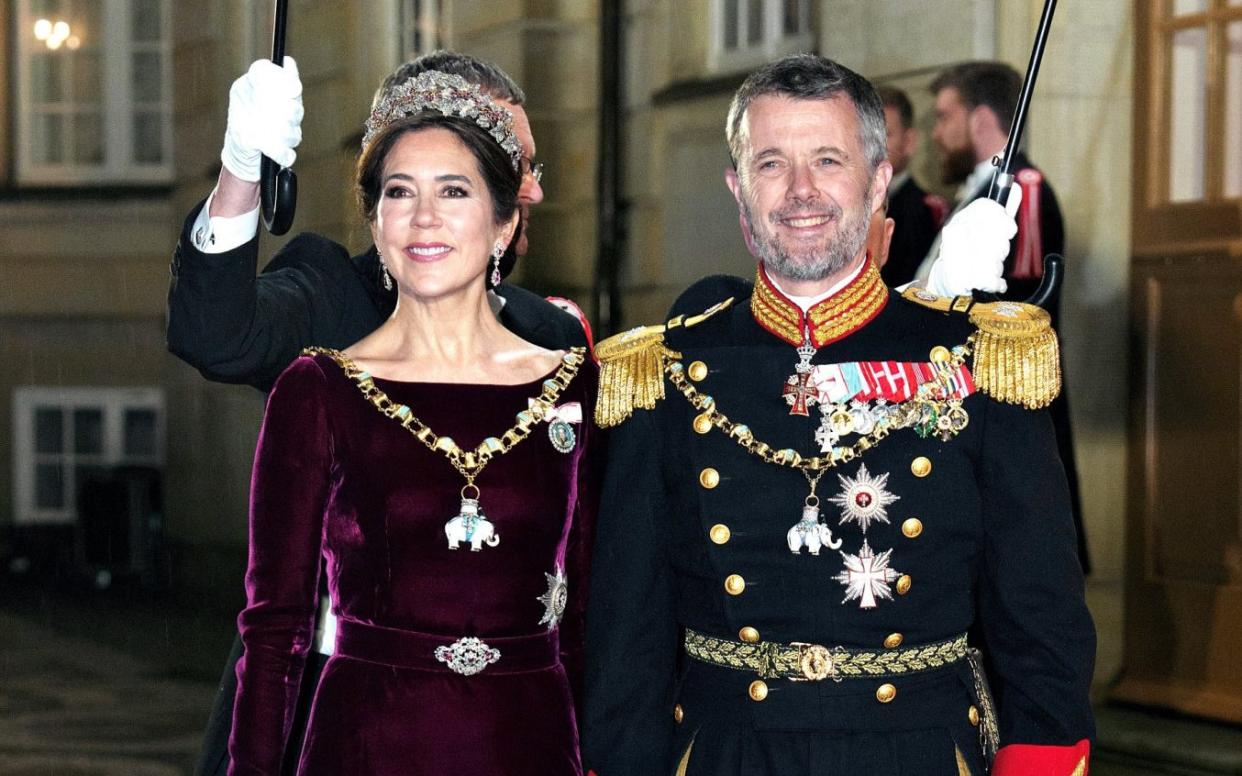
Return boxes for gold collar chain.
[665,339,974,474]
[306,347,587,485]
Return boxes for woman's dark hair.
[355,113,522,287]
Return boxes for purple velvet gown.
[228,351,598,775]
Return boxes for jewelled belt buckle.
[790,642,839,682]
[434,636,501,676]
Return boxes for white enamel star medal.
[834,539,901,609]
[828,463,900,534]
[536,565,568,629]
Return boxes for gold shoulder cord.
[303,346,587,484]
[902,289,1061,410]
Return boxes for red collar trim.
[750,259,888,347]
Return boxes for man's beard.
[940,143,976,185]
[742,184,872,283]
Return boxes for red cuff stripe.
[993,738,1090,776]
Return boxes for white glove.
[926,184,1022,297]
[220,57,304,182]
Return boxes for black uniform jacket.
[583,269,1095,776]
[881,175,940,288]
[962,156,1087,573]
[167,200,589,393]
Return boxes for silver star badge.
[536,566,569,629]
[828,463,900,534]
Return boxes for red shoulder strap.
[923,193,951,231]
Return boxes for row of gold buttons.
[744,680,898,704]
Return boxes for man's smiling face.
[727,94,889,286]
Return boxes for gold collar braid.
[750,259,888,347]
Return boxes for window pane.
[36,463,65,509]
[132,0,163,42]
[747,0,763,45]
[784,0,802,35]
[124,408,158,457]
[71,50,103,104]
[73,408,103,454]
[1227,22,1242,198]
[725,0,739,49]
[132,112,165,163]
[70,0,103,50]
[1169,27,1207,203]
[1172,0,1208,14]
[30,52,64,102]
[73,112,103,164]
[35,408,64,453]
[132,51,162,103]
[33,112,66,164]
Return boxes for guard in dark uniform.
[876,86,943,287]
[922,60,1086,573]
[582,55,1094,776]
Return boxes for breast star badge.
[828,463,900,534]
[536,566,569,629]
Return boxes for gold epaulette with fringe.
[594,297,734,428]
[902,288,1061,409]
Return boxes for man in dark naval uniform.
[919,60,1087,573]
[875,86,943,287]
[582,55,1095,776]
[167,52,589,776]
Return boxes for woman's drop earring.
[378,248,393,291]
[490,243,504,288]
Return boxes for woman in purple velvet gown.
[228,72,597,776]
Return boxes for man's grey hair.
[373,50,526,110]
[726,54,887,172]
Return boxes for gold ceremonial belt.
[684,629,969,682]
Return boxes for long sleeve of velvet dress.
[229,351,599,776]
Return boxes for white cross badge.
[834,539,901,609]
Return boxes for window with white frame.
[14,0,173,185]
[12,387,165,526]
[400,0,449,60]
[711,0,814,73]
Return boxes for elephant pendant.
[786,503,842,556]
[445,497,500,551]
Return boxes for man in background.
[920,60,1088,573]
[876,86,943,286]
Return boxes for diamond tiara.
[362,70,523,169]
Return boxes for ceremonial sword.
[260,0,297,235]
[985,0,1061,309]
